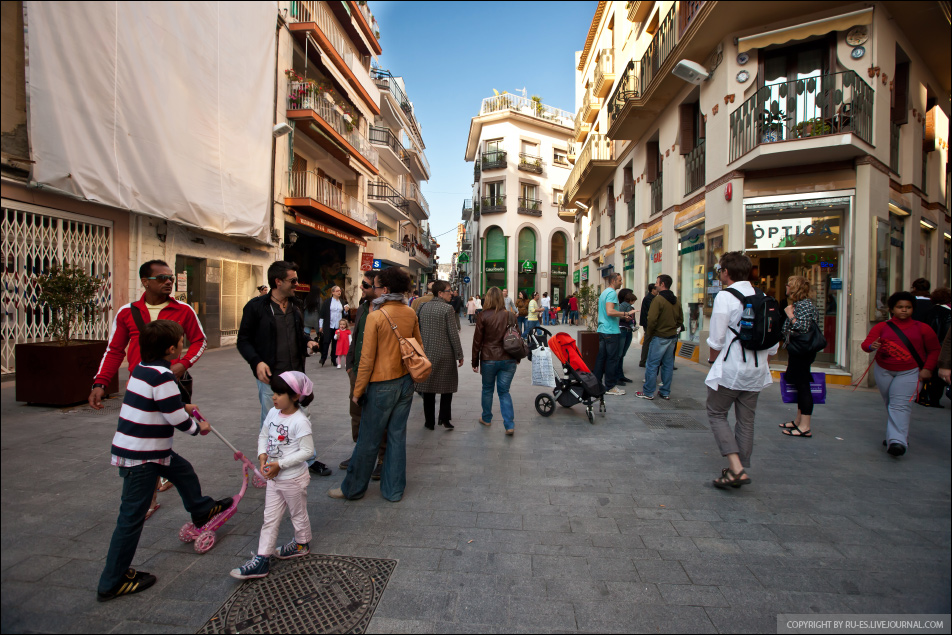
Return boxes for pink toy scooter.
[178,408,267,553]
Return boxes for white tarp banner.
[25,1,276,241]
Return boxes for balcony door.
[760,39,831,141]
[485,181,505,208]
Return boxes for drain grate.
[638,412,708,431]
[63,398,123,417]
[651,397,704,410]
[198,554,396,634]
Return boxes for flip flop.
[157,478,174,492]
[144,502,161,521]
[781,421,812,438]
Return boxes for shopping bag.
[779,372,826,405]
[531,346,557,388]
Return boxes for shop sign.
[581,266,589,281]
[484,260,506,274]
[360,253,374,272]
[748,217,839,250]
[294,214,367,247]
[176,272,188,293]
[623,251,634,270]
[520,260,536,273]
[458,252,470,263]
[573,270,580,283]
[551,263,568,277]
[830,278,843,290]
[652,250,663,263]
[679,242,704,255]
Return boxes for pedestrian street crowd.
[86,252,950,602]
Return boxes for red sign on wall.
[361,253,374,272]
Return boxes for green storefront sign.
[581,266,589,281]
[458,252,470,263]
[573,270,580,284]
[551,263,568,277]
[520,260,536,273]
[484,260,506,274]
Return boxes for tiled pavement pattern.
[2,323,949,633]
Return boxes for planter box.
[15,340,118,405]
[576,329,599,371]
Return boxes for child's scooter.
[178,408,267,553]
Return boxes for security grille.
[1,202,112,374]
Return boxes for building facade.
[464,94,577,305]
[566,0,950,383]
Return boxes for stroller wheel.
[535,393,555,417]
[586,409,595,425]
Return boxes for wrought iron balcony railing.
[517,197,542,216]
[650,176,663,215]
[684,139,705,195]
[473,160,481,183]
[563,134,613,202]
[481,150,507,170]
[640,4,677,98]
[518,153,544,174]
[369,126,410,168]
[608,59,640,128]
[368,180,409,212]
[728,70,874,163]
[480,195,507,214]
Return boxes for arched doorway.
[550,231,568,306]
[517,227,537,296]
[484,226,507,293]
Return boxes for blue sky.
[370,1,598,262]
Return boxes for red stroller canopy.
[548,332,591,373]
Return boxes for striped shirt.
[110,360,199,467]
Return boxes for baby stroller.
[530,328,606,424]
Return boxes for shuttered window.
[646,141,660,183]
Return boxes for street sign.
[463,276,471,284]
[372,259,382,269]
[458,253,470,263]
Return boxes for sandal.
[144,502,161,521]
[781,423,812,438]
[779,421,797,429]
[713,468,751,489]
[157,478,174,492]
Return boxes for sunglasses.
[361,281,372,289]
[145,275,175,282]
[285,278,299,285]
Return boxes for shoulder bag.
[131,304,193,401]
[885,321,926,369]
[503,312,528,359]
[379,308,432,383]
[785,303,826,356]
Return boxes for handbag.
[131,304,193,401]
[503,314,528,360]
[779,372,827,404]
[785,321,827,356]
[379,308,432,383]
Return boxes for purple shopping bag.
[779,372,826,404]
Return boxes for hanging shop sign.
[294,214,367,247]
[458,252,470,263]
[573,270,580,283]
[551,263,568,277]
[484,260,506,274]
[360,253,374,272]
[520,260,537,273]
[581,266,590,281]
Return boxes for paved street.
[1,322,950,633]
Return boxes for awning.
[737,8,873,53]
[603,246,616,258]
[599,264,615,277]
[643,220,663,244]
[674,201,705,230]
[620,236,636,253]
[292,213,367,247]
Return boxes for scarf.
[371,293,408,310]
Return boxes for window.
[521,140,539,156]
[553,189,564,206]
[486,139,503,153]
[486,181,504,199]
[596,223,601,249]
[553,148,568,166]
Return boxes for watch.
[92,382,107,390]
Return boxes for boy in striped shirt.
[97,320,231,602]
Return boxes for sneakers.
[275,540,310,560]
[309,461,332,476]
[635,391,654,400]
[659,394,671,400]
[371,461,383,481]
[605,387,626,396]
[336,363,341,369]
[191,497,233,528]
[230,555,270,579]
[97,568,157,602]
[887,443,907,457]
[328,488,346,499]
[339,458,350,470]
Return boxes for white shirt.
[257,407,314,480]
[475,298,482,310]
[705,281,778,392]
[541,297,551,309]
[329,298,344,327]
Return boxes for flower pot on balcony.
[15,340,118,405]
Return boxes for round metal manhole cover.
[199,555,396,634]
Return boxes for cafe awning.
[737,8,873,53]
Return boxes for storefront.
[645,239,663,290]
[745,194,849,367]
[484,260,506,292]
[517,228,537,296]
[285,213,360,305]
[483,226,507,293]
[871,207,908,321]
[677,223,705,343]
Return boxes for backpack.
[723,287,783,366]
[503,313,529,360]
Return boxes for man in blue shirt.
[594,273,635,395]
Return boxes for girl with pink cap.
[230,371,315,579]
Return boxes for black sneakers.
[309,461,332,476]
[191,497,233,528]
[97,569,157,602]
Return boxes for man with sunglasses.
[237,261,330,476]
[89,260,207,410]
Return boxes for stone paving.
[1,322,950,633]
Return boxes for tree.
[576,282,600,331]
[37,264,104,345]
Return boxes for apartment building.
[464,93,576,304]
[567,0,950,383]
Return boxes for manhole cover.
[198,555,396,634]
[651,397,704,410]
[638,412,708,431]
[63,398,123,417]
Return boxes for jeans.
[643,335,677,397]
[480,360,517,430]
[593,333,621,390]
[422,392,453,426]
[618,329,634,379]
[570,310,578,324]
[341,374,413,501]
[541,310,550,326]
[873,364,918,448]
[98,452,214,592]
[561,310,568,324]
[518,315,528,337]
[527,320,539,337]
[258,379,316,465]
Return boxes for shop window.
[871,215,906,321]
[677,224,705,342]
[484,226,507,292]
[646,240,662,290]
[517,228,537,296]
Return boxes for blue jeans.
[619,329,634,378]
[570,310,579,324]
[527,320,539,336]
[593,333,621,390]
[341,374,413,501]
[258,379,316,465]
[518,315,528,337]
[643,335,677,397]
[561,310,568,324]
[98,452,214,592]
[541,310,550,326]
[480,360,517,430]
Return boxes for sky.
[370,1,599,264]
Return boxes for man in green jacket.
[636,274,683,400]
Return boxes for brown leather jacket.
[472,308,516,368]
[354,301,422,399]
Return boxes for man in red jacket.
[89,260,207,409]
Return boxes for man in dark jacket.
[911,278,933,324]
[637,275,684,400]
[237,261,330,476]
[638,283,658,367]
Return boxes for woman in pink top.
[861,291,940,457]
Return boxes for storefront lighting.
[919,219,937,230]
[944,232,951,240]
[888,201,911,216]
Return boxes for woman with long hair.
[318,286,349,367]
[473,287,519,435]
[515,290,529,336]
[779,276,820,438]
[617,289,638,384]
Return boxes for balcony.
[372,69,426,157]
[286,80,379,174]
[563,134,614,206]
[481,150,507,171]
[365,237,409,267]
[608,59,640,130]
[286,1,380,116]
[402,131,431,181]
[518,197,542,217]
[402,181,430,219]
[650,176,663,215]
[287,170,377,235]
[351,1,382,55]
[518,153,544,174]
[367,180,409,221]
[684,139,705,195]
[462,199,474,222]
[481,195,507,215]
[890,122,900,174]
[727,71,874,168]
[479,93,574,127]
[557,203,577,223]
[369,126,410,171]
[573,111,591,142]
[593,49,616,100]
[580,85,602,125]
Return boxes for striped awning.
[642,220,663,244]
[620,236,636,253]
[674,201,705,229]
[737,8,873,53]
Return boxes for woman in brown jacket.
[330,267,420,502]
[473,287,519,435]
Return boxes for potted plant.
[575,282,601,370]
[15,264,117,405]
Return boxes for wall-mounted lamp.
[273,123,293,138]
[155,221,168,243]
[339,263,351,276]
[283,230,298,249]
[919,218,937,231]
[672,59,710,84]
[575,201,589,211]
